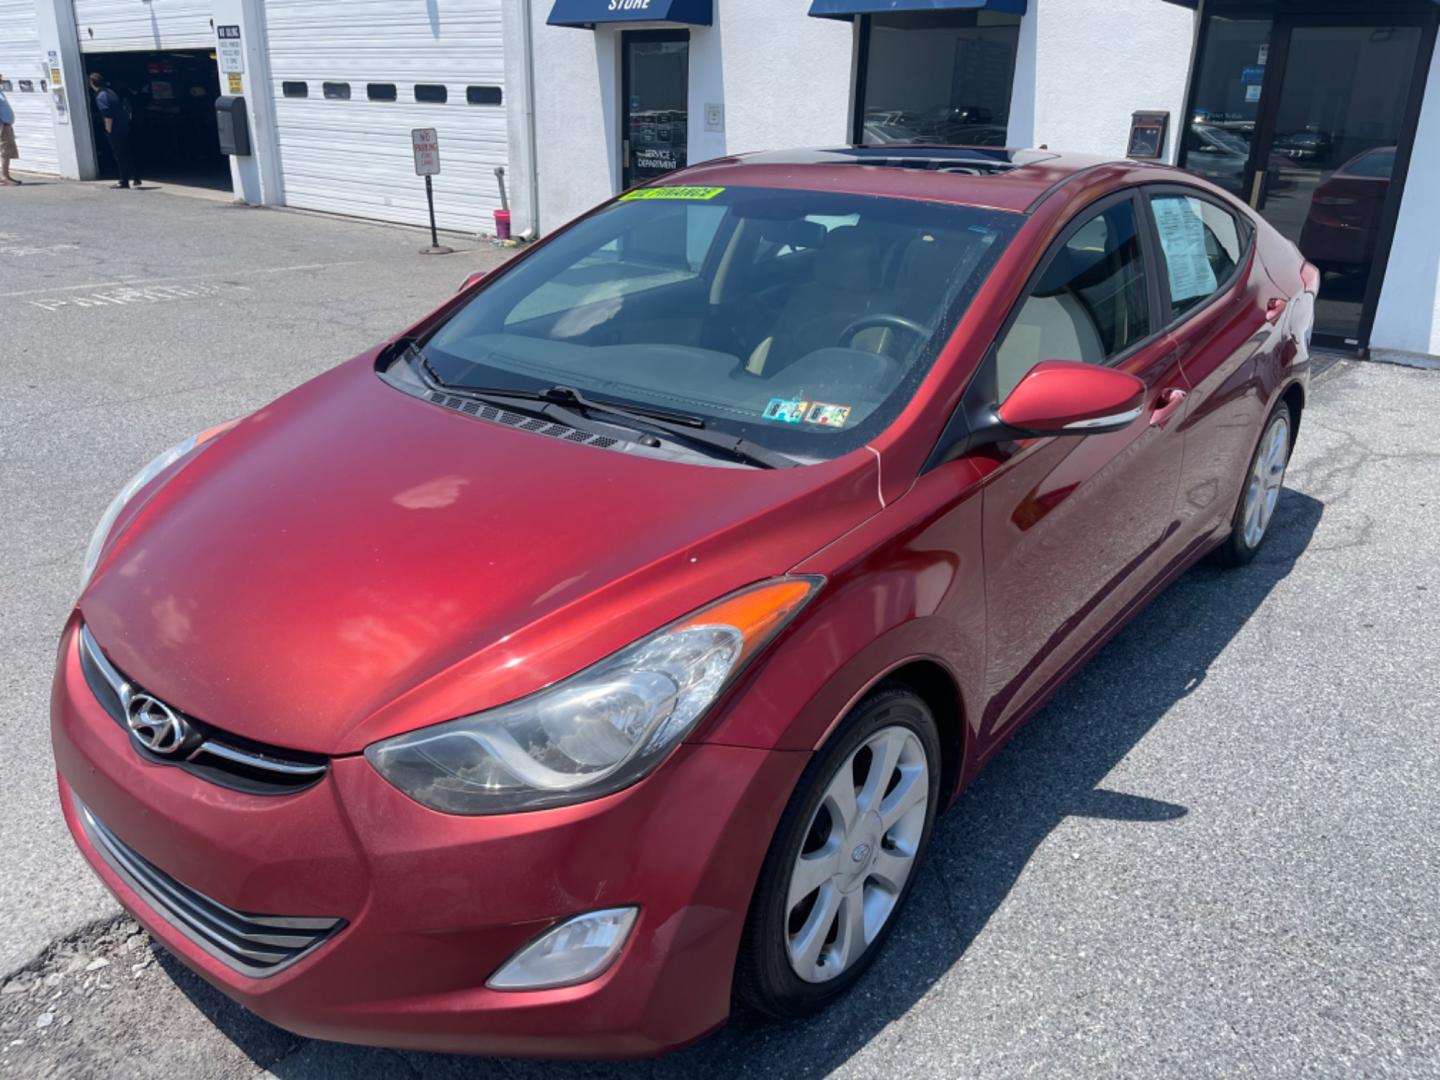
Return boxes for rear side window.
[994,199,1152,399]
[1149,193,1243,317]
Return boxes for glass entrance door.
[1181,10,1435,349]
[621,31,690,189]
[1259,23,1424,346]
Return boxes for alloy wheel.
[1242,413,1291,548]
[784,725,929,984]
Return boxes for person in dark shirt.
[88,73,140,188]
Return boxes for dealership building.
[2,0,1437,357]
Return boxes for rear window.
[422,186,1019,462]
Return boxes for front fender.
[693,465,989,793]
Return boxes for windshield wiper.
[536,385,797,470]
[410,350,798,470]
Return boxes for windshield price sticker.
[620,186,725,202]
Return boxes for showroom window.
[857,11,1021,147]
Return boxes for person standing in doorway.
[0,77,21,186]
[88,73,139,189]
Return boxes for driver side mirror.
[997,360,1147,437]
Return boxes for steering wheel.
[839,313,929,348]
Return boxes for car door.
[975,191,1191,741]
[1140,185,1278,572]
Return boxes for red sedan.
[53,147,1314,1058]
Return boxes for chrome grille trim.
[80,624,131,699]
[196,740,327,778]
[77,624,328,793]
[77,802,345,978]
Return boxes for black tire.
[734,685,942,1020]
[1212,401,1295,568]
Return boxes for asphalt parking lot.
[3,182,1439,1079]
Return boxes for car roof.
[672,147,1138,214]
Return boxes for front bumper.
[51,619,807,1058]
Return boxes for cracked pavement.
[4,182,1439,1077]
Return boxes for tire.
[734,685,942,1019]
[1212,402,1294,568]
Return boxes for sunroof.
[741,147,1058,176]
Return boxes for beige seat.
[746,228,881,375]
[994,291,1105,400]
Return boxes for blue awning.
[547,0,712,28]
[808,0,1027,19]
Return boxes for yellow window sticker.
[620,186,725,201]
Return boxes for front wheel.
[734,686,941,1019]
[1213,403,1293,567]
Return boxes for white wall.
[1372,41,1440,358]
[526,7,619,230]
[71,0,216,52]
[713,5,851,156]
[1025,0,1194,162]
[526,1,851,235]
[0,0,61,174]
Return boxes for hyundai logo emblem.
[125,693,189,756]
[851,843,872,864]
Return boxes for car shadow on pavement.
[155,489,1323,1080]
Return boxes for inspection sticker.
[804,402,852,428]
[620,186,725,201]
[762,398,810,424]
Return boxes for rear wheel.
[735,687,941,1019]
[1213,403,1293,567]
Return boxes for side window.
[994,199,1152,400]
[1149,193,1243,318]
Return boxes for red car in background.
[1300,145,1395,271]
[53,146,1314,1058]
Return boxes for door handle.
[1150,387,1187,430]
[1265,297,1288,324]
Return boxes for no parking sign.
[412,128,441,176]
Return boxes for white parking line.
[27,282,252,312]
[0,260,368,300]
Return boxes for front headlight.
[365,577,820,815]
[80,421,238,589]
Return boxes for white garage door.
[72,0,215,52]
[0,0,60,174]
[264,0,509,233]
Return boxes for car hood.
[79,355,882,755]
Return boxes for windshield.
[424,185,1019,461]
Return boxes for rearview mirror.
[457,270,487,293]
[997,360,1147,437]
